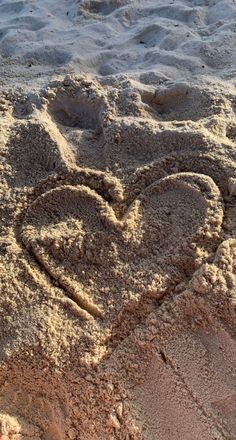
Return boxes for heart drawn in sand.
[21,173,223,319]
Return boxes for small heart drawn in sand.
[21,173,223,320]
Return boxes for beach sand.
[0,0,236,438]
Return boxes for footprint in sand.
[21,172,223,320]
[78,0,130,17]
[98,234,236,440]
[46,77,107,130]
[143,306,236,439]
[135,24,173,50]
[2,16,46,32]
[121,231,235,439]
[5,79,115,187]
[132,318,236,440]
[42,77,110,169]
[139,82,227,122]
[0,365,68,440]
[0,1,25,16]
[9,77,233,180]
[23,47,72,67]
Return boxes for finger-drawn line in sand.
[30,167,124,205]
[104,121,236,203]
[13,165,124,318]
[128,151,236,201]
[6,77,233,326]
[21,173,223,320]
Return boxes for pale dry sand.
[0,0,236,439]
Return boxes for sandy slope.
[0,0,236,439]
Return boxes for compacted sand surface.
[0,0,236,439]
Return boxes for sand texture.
[0,0,236,439]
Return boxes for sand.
[0,0,236,439]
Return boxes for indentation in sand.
[140,83,226,122]
[129,278,236,440]
[46,78,107,130]
[0,365,67,440]
[134,353,220,440]
[135,24,172,50]
[0,1,24,15]
[80,0,129,16]
[131,151,236,199]
[212,394,236,437]
[24,47,72,67]
[21,173,223,319]
[0,0,235,81]
[226,123,236,141]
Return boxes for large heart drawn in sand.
[21,173,223,319]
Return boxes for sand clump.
[0,1,236,439]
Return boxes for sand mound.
[5,122,73,187]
